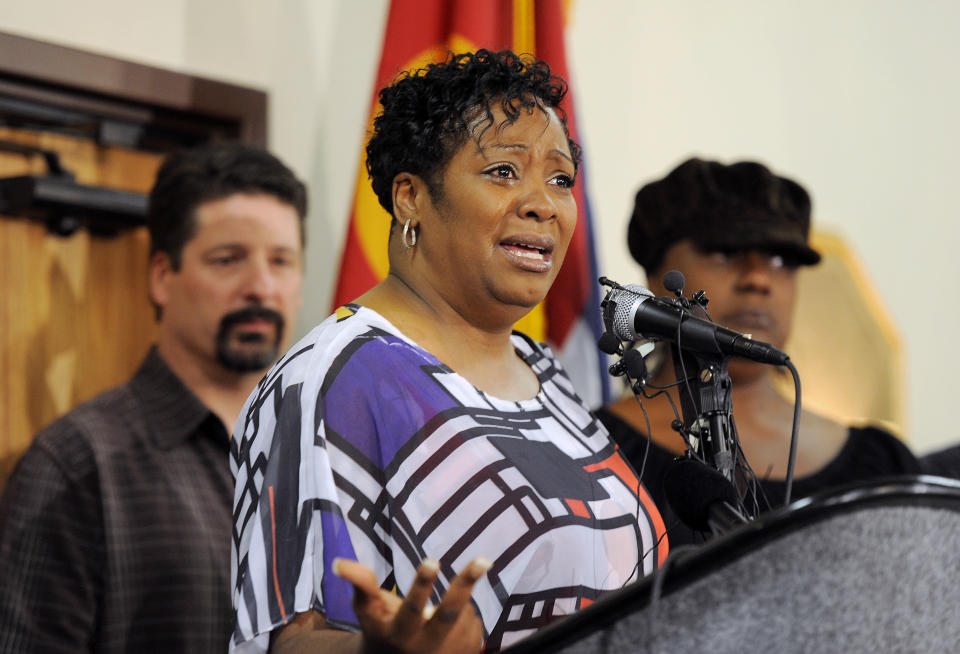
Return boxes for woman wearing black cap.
[596,157,920,546]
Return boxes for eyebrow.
[203,243,300,255]
[482,143,575,166]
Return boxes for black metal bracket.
[0,140,147,236]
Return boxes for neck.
[156,335,265,434]
[367,271,519,359]
[631,351,787,449]
[356,272,541,400]
[728,370,790,415]
[613,351,848,478]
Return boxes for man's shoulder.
[45,379,140,430]
[32,380,144,464]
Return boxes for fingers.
[334,555,491,654]
[438,600,485,654]
[391,558,441,641]
[333,557,383,603]
[440,557,492,613]
[421,557,491,641]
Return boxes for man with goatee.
[0,143,306,653]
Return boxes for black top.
[919,444,960,480]
[595,407,921,547]
[0,348,233,654]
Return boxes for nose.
[516,182,558,222]
[733,252,776,295]
[241,256,278,303]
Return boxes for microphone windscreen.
[597,331,621,355]
[662,270,686,294]
[663,457,740,531]
[622,348,648,380]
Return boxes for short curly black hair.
[148,142,307,270]
[365,49,581,217]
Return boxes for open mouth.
[499,234,555,272]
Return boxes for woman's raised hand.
[334,556,490,654]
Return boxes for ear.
[148,251,175,310]
[391,172,429,224]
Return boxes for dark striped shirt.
[0,347,233,653]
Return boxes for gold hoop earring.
[402,218,418,249]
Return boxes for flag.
[332,0,610,407]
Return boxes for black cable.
[729,419,770,519]
[644,376,700,391]
[783,359,802,505]
[638,520,676,580]
[650,544,700,604]
[633,391,653,482]
[619,365,656,588]
[674,321,700,430]
[639,383,706,465]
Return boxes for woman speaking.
[230,50,667,653]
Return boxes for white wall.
[2,0,957,453]
[567,1,960,454]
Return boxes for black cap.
[627,158,821,273]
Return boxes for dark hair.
[365,49,581,217]
[147,142,308,269]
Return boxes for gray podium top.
[504,476,960,654]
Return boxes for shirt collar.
[130,347,227,451]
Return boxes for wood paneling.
[0,128,162,487]
[0,31,267,491]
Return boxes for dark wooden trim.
[0,30,266,146]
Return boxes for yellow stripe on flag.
[513,301,546,340]
[512,0,535,55]
[355,45,451,280]
[448,34,476,55]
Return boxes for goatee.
[215,305,285,373]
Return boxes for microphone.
[662,269,685,296]
[663,457,747,535]
[597,331,621,355]
[621,348,648,379]
[602,284,789,365]
[608,347,650,385]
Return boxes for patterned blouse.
[230,306,667,652]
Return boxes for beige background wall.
[1,0,957,453]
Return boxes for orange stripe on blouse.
[268,485,288,620]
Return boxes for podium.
[503,476,960,653]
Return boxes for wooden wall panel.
[0,128,162,488]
